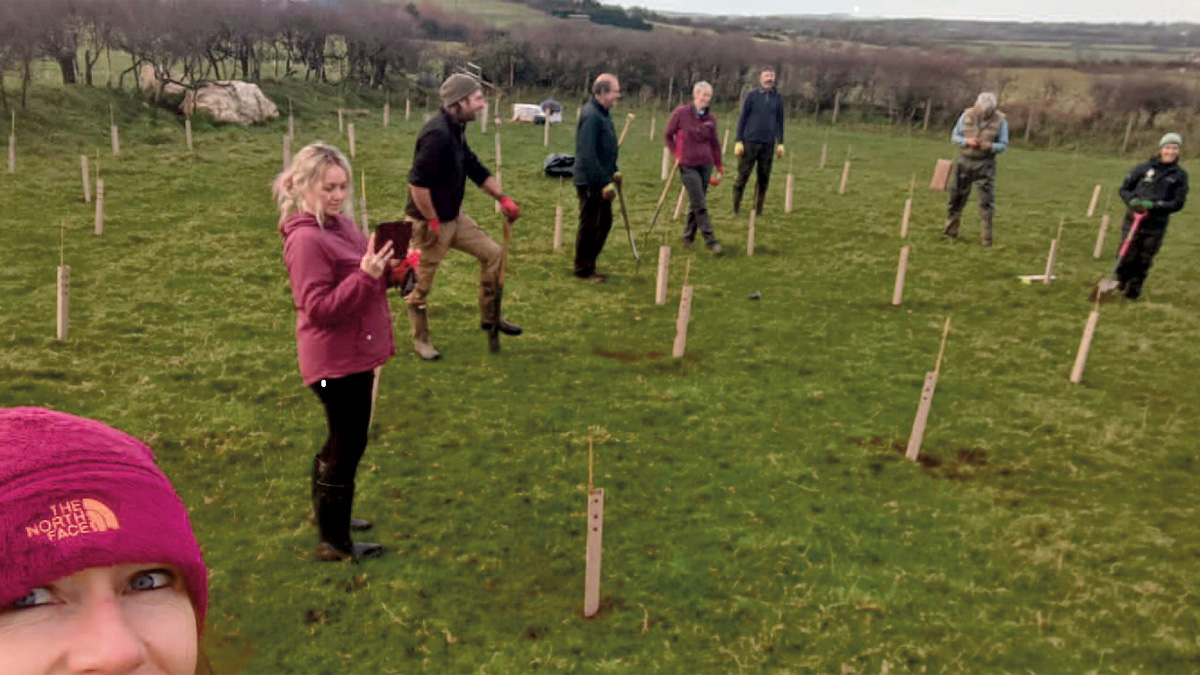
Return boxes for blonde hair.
[272,141,353,228]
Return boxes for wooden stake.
[584,485,605,618]
[838,160,851,195]
[1024,107,1035,143]
[892,245,910,306]
[81,155,91,203]
[1087,184,1101,217]
[618,113,634,146]
[348,123,356,158]
[672,284,693,358]
[405,98,411,121]
[369,366,382,427]
[337,108,344,134]
[7,111,13,174]
[288,99,294,138]
[543,118,550,147]
[784,173,794,213]
[649,116,656,140]
[819,143,827,169]
[1093,213,1110,259]
[1121,111,1135,154]
[494,171,502,213]
[672,186,685,221]
[661,147,670,181]
[1043,217,1064,285]
[922,98,931,131]
[94,179,105,236]
[1070,303,1101,383]
[110,125,120,157]
[832,91,841,125]
[721,128,730,155]
[900,174,914,237]
[481,101,487,133]
[905,317,951,462]
[494,131,502,168]
[57,264,71,342]
[746,209,756,256]
[383,102,389,128]
[359,171,369,234]
[553,203,564,252]
[282,134,291,170]
[655,245,670,305]
[930,159,952,190]
[185,117,193,152]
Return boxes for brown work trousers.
[406,212,502,324]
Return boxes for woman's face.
[0,564,198,674]
[1161,143,1180,164]
[693,88,712,111]
[307,164,348,218]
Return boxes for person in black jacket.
[732,66,785,216]
[1116,132,1189,300]
[573,73,621,282]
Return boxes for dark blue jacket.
[736,87,785,146]
[574,97,618,187]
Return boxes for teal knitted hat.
[1159,132,1182,148]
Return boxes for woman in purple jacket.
[274,142,396,562]
[665,81,725,255]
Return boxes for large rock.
[138,64,187,100]
[182,81,279,125]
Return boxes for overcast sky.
[611,1,1200,24]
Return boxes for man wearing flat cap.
[403,73,522,360]
[944,91,1008,247]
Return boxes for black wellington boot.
[314,481,383,563]
[732,185,744,216]
[310,456,371,531]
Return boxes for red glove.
[426,218,440,236]
[709,171,723,187]
[499,196,520,222]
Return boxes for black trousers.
[574,185,613,277]
[680,165,717,245]
[309,369,375,486]
[1116,217,1166,299]
[733,141,774,214]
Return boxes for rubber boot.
[314,480,383,562]
[309,455,371,531]
[406,303,441,361]
[980,215,994,247]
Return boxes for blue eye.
[129,569,175,592]
[9,587,53,609]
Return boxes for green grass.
[3,79,1200,673]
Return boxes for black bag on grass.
[543,153,574,178]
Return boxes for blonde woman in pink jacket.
[274,142,396,562]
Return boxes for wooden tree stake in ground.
[721,128,730,155]
[80,155,91,203]
[405,98,411,122]
[906,317,951,462]
[746,209,756,256]
[494,130,502,169]
[655,245,670,305]
[891,245,910,306]
[1093,213,1110,259]
[661,147,670,181]
[338,108,344,134]
[1043,217,1064,286]
[543,118,550,147]
[94,179,105,236]
[922,98,932,131]
[288,99,294,139]
[649,116,655,141]
[383,101,389,128]
[673,283,694,358]
[672,186,685,221]
[185,117,193,152]
[481,101,487,133]
[839,155,852,195]
[57,219,69,341]
[819,142,828,169]
[832,91,841,125]
[110,124,120,157]
[930,159,952,190]
[618,113,634,146]
[1087,184,1101,217]
[900,174,915,237]
[359,171,369,234]
[785,173,794,213]
[553,203,564,252]
[348,122,357,158]
[1121,111,1135,154]
[282,134,291,170]
[583,433,605,619]
[1070,300,1102,383]
[7,111,14,174]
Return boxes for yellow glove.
[775,144,785,159]
[601,183,617,201]
[734,141,745,157]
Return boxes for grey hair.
[975,92,998,114]
[692,81,713,96]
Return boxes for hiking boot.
[708,241,724,256]
[406,304,441,361]
[480,319,522,336]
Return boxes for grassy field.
[3,77,1200,673]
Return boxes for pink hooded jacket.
[280,211,395,386]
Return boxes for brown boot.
[980,215,994,247]
[406,303,441,361]
[942,216,961,240]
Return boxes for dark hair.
[761,66,776,74]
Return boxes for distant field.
[392,0,548,26]
[940,39,1198,63]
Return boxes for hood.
[280,210,333,237]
